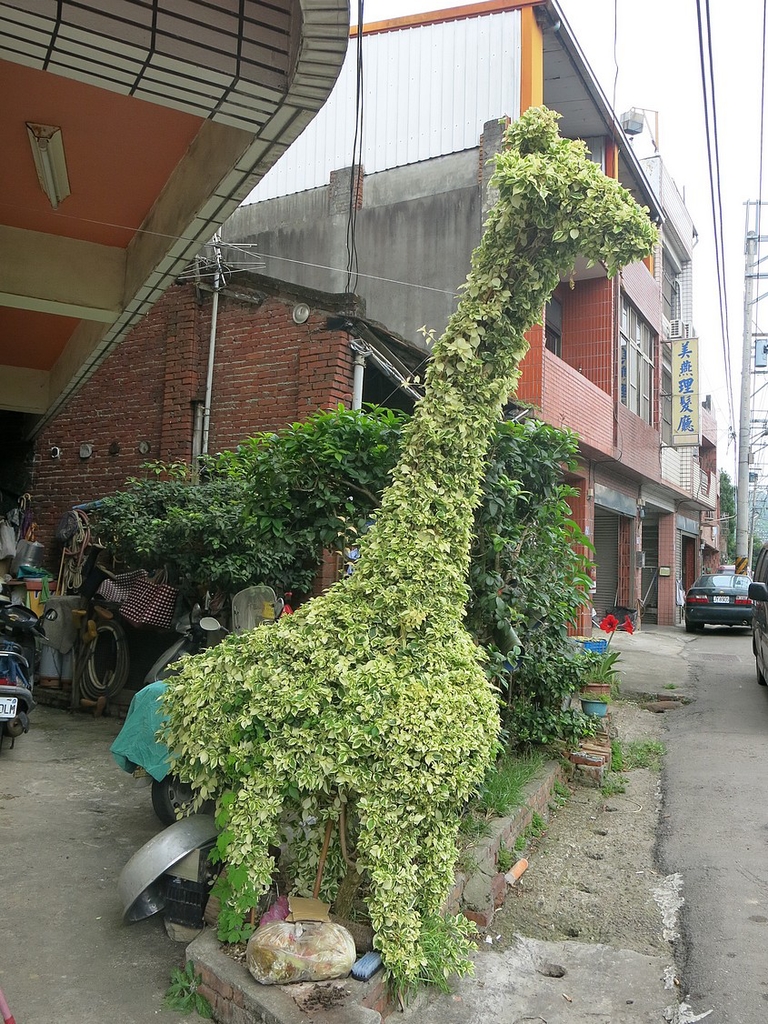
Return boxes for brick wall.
[516,323,544,405]
[616,405,662,481]
[540,351,615,456]
[561,277,614,394]
[621,260,661,334]
[30,282,356,563]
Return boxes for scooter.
[111,586,285,824]
[0,604,41,752]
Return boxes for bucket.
[38,647,73,688]
[11,540,44,577]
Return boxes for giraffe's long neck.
[352,264,549,611]
[346,108,657,615]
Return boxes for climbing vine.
[161,107,657,993]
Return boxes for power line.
[345,0,365,295]
[759,0,767,229]
[220,239,460,297]
[695,0,736,435]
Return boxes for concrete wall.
[221,150,482,347]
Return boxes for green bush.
[94,406,405,599]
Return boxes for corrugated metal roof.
[246,9,521,201]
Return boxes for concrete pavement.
[610,620,691,701]
[0,703,192,1024]
[1,623,692,1023]
[395,622,694,1024]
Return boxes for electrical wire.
[759,0,767,235]
[345,0,365,295]
[219,239,460,296]
[695,0,736,436]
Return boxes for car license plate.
[712,595,730,604]
[0,695,18,720]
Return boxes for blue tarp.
[110,681,171,782]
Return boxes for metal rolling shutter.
[593,513,619,619]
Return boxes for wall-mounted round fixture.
[79,443,93,460]
[50,446,62,460]
[138,441,151,455]
[109,442,121,456]
[292,303,310,325]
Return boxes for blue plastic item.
[350,951,383,981]
[578,638,608,654]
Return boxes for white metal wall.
[247,11,522,201]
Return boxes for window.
[545,295,562,357]
[662,247,682,323]
[661,351,672,444]
[620,297,655,423]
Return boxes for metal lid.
[118,814,217,923]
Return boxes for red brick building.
[27,276,420,566]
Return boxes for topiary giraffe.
[161,106,657,991]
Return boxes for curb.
[186,758,572,1022]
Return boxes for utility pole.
[736,216,759,574]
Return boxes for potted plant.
[579,650,621,699]
[580,692,610,717]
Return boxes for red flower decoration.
[622,618,635,635]
[599,614,620,635]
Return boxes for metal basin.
[118,814,217,923]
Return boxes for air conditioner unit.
[669,320,693,340]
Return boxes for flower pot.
[580,697,608,717]
[582,682,611,698]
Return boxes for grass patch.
[553,780,570,800]
[497,845,515,873]
[457,814,492,842]
[623,739,665,771]
[164,962,213,1018]
[601,773,627,796]
[512,810,548,854]
[475,751,545,817]
[529,811,546,836]
[459,752,546,858]
[662,683,677,690]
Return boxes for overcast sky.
[353,0,768,477]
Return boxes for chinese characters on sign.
[671,336,700,447]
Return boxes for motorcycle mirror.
[199,616,222,632]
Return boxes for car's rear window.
[693,574,748,590]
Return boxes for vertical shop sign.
[671,336,700,446]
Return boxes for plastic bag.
[246,920,356,985]
[0,521,15,560]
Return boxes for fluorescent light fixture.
[26,122,71,209]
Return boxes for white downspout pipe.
[351,341,369,411]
